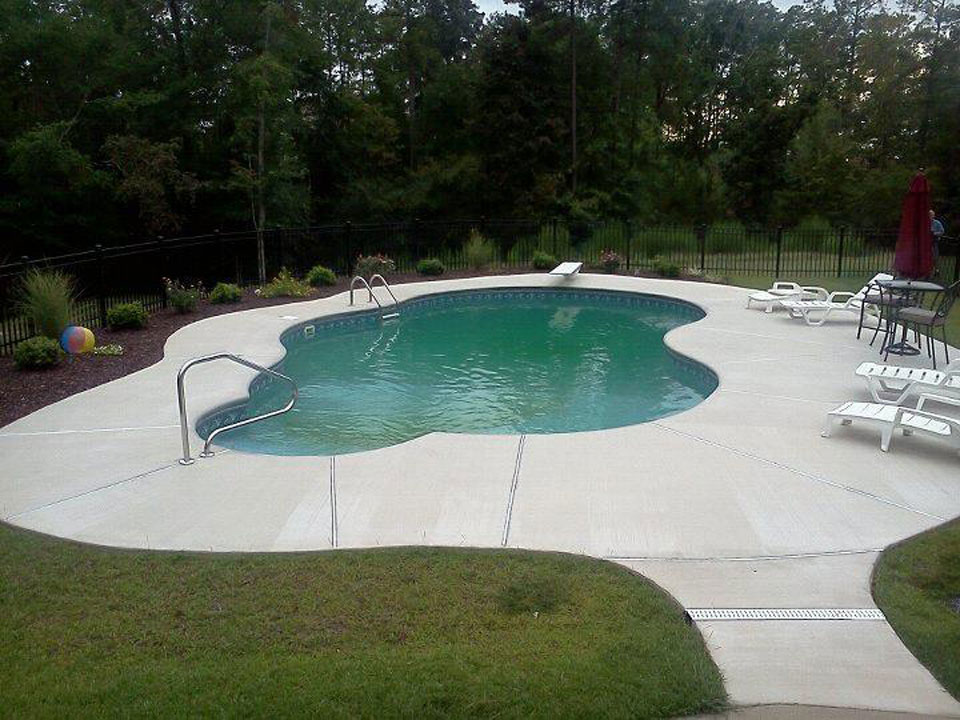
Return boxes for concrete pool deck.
[1,273,958,715]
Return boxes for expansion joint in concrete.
[651,422,944,522]
[7,462,176,520]
[501,434,526,547]
[329,456,338,548]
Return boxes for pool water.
[204,289,716,456]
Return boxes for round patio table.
[874,278,945,357]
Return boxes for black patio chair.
[896,279,960,369]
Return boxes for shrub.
[13,336,62,370]
[209,282,243,304]
[164,278,202,313]
[651,256,681,278]
[464,229,495,269]
[532,250,558,270]
[260,268,311,299]
[107,302,148,330]
[306,265,337,287]
[599,249,623,274]
[354,254,396,279]
[416,258,445,276]
[18,269,75,339]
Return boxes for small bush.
[107,302,148,330]
[354,254,396,279]
[532,250,558,270]
[599,249,623,274]
[416,258,445,276]
[13,336,62,370]
[464,229,495,269]
[260,268,311,299]
[18,269,75,339]
[306,265,337,287]
[209,282,242,304]
[651,257,681,278]
[164,278,202,313]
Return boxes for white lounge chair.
[746,282,828,313]
[822,393,960,455]
[780,273,892,326]
[855,360,960,405]
[550,262,582,277]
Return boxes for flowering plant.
[355,253,396,279]
[599,249,622,274]
[163,277,204,313]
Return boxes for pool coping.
[1,272,959,715]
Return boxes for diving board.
[549,262,582,277]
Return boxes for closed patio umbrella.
[893,172,933,278]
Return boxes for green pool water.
[205,289,716,456]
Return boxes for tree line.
[1,0,958,258]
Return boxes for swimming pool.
[200,288,717,456]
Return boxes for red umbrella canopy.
[893,172,933,278]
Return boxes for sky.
[473,0,802,15]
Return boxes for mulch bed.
[0,268,543,429]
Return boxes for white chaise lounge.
[822,393,960,454]
[550,262,583,277]
[855,360,960,405]
[780,273,892,326]
[746,281,828,312]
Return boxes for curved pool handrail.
[349,276,381,308]
[369,274,399,306]
[177,353,298,465]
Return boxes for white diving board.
[549,261,583,277]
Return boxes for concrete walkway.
[1,274,958,715]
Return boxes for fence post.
[697,225,707,274]
[953,240,959,283]
[157,237,169,307]
[344,221,353,274]
[214,229,224,282]
[837,226,846,277]
[95,244,108,327]
[775,226,783,278]
[413,218,420,269]
[625,220,632,270]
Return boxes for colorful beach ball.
[60,326,95,354]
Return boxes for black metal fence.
[1,220,957,355]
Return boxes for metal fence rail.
[1,220,956,355]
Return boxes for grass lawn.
[0,523,726,719]
[873,519,960,701]
[727,273,960,347]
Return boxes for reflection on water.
[216,292,714,455]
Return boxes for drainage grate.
[686,608,885,621]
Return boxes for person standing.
[930,209,945,269]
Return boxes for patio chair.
[781,274,891,327]
[895,279,960,369]
[855,273,895,340]
[855,360,960,405]
[745,281,828,312]
[822,393,960,455]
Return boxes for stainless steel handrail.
[177,353,298,465]
[369,274,400,307]
[349,276,381,307]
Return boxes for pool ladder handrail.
[350,274,400,320]
[177,353,298,465]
